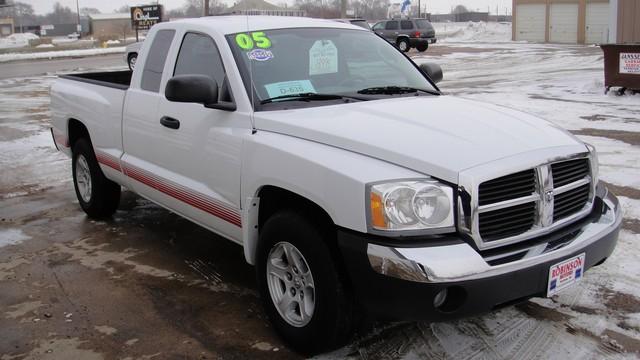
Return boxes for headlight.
[368,180,454,233]
[586,143,599,183]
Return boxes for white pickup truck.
[50,16,621,353]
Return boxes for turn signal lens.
[370,192,387,228]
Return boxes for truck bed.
[59,70,132,90]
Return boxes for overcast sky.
[27,0,513,15]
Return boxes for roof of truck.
[167,16,365,35]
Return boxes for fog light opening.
[434,286,466,313]
[433,288,448,308]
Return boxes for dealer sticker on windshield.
[547,253,585,297]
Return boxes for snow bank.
[0,46,125,63]
[433,22,512,43]
[0,32,40,49]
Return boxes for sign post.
[130,5,163,42]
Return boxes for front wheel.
[72,139,121,218]
[256,211,354,354]
[397,38,410,52]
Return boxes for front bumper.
[337,184,621,321]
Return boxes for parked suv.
[372,18,436,52]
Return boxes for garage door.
[549,3,579,43]
[585,3,610,44]
[516,4,546,42]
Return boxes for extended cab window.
[174,33,226,91]
[385,21,399,30]
[141,29,175,92]
[401,20,413,30]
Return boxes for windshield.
[225,28,437,110]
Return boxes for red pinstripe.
[93,149,242,227]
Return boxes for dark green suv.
[372,18,437,52]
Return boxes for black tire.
[256,210,354,355]
[416,43,428,52]
[72,138,121,218]
[128,53,137,71]
[396,38,410,52]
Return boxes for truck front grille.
[465,155,595,250]
[478,169,536,206]
[553,184,590,221]
[479,202,536,241]
[551,158,590,187]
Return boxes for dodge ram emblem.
[545,190,554,203]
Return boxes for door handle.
[160,116,180,130]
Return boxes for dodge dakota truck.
[50,16,621,354]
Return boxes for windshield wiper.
[357,86,438,96]
[260,92,366,105]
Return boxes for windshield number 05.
[235,32,272,50]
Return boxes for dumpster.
[600,44,640,95]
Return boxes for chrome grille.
[479,202,536,241]
[553,184,590,221]
[551,158,590,187]
[478,169,536,206]
[461,154,595,250]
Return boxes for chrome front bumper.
[368,185,621,283]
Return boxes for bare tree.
[451,5,469,14]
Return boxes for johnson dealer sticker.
[547,253,586,297]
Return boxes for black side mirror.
[165,74,218,105]
[419,63,443,84]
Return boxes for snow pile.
[0,33,40,49]
[106,39,121,45]
[0,46,126,63]
[434,22,512,43]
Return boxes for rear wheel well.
[68,118,90,149]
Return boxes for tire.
[396,38,410,52]
[72,138,121,218]
[256,210,354,354]
[416,43,428,52]
[128,53,137,71]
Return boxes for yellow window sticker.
[235,32,272,50]
[309,40,338,76]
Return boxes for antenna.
[245,3,257,134]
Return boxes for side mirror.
[165,75,218,105]
[419,63,443,84]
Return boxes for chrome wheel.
[266,241,315,327]
[75,154,92,203]
[129,55,137,69]
[398,41,408,51]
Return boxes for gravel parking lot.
[1,24,639,359]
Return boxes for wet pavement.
[1,43,639,359]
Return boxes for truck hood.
[254,96,585,183]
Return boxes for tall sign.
[130,5,163,31]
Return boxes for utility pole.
[76,0,81,38]
[203,0,209,16]
[340,0,346,18]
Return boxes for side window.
[141,29,175,92]
[401,20,413,30]
[385,21,399,30]
[372,22,385,31]
[174,33,226,89]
